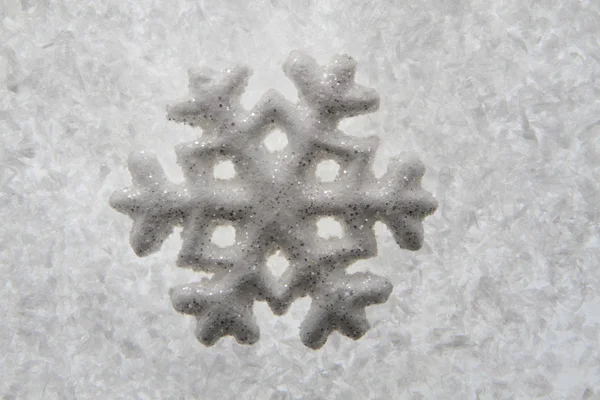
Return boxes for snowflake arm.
[166,64,250,129]
[299,272,393,349]
[302,153,438,252]
[283,51,379,122]
[110,151,188,256]
[375,155,438,250]
[170,275,260,346]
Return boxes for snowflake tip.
[387,154,427,187]
[187,66,217,88]
[165,99,204,127]
[169,284,207,314]
[283,50,319,87]
[129,217,174,257]
[386,215,427,251]
[348,272,394,307]
[108,188,137,216]
[127,151,168,187]
[329,54,356,82]
[300,320,333,350]
[220,65,252,97]
[187,64,251,98]
[339,85,380,116]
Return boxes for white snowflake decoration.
[110,51,437,349]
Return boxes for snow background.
[2,0,599,398]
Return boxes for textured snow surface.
[1,0,599,398]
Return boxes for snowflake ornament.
[110,51,437,349]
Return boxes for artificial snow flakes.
[110,50,437,349]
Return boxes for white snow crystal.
[110,51,437,348]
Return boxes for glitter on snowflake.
[110,51,438,349]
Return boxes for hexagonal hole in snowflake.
[266,250,289,278]
[211,224,236,247]
[317,216,344,239]
[316,159,340,182]
[263,129,288,152]
[213,160,236,180]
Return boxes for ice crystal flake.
[110,51,438,349]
